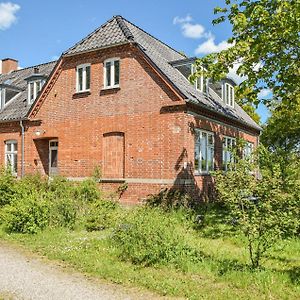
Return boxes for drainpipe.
[19,119,25,178]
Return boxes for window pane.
[78,68,83,91]
[105,62,111,87]
[35,81,41,95]
[114,60,120,85]
[13,143,17,152]
[175,64,192,79]
[51,149,58,168]
[13,154,17,174]
[6,143,11,152]
[201,132,207,172]
[30,82,34,101]
[208,147,214,171]
[86,66,91,90]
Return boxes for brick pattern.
[0,44,259,203]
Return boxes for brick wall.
[0,44,260,203]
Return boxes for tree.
[194,0,300,107]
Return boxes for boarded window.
[103,132,125,178]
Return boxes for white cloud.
[258,88,272,99]
[195,37,232,55]
[173,15,193,25]
[182,23,205,39]
[227,62,246,84]
[0,2,20,30]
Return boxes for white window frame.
[223,83,235,107]
[0,87,20,109]
[28,80,44,105]
[103,58,120,89]
[243,141,254,159]
[5,140,18,176]
[222,136,236,171]
[194,129,215,174]
[76,63,91,93]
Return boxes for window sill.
[101,86,120,91]
[72,91,91,99]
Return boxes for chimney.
[0,58,18,75]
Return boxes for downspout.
[19,119,25,178]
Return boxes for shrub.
[0,169,17,207]
[85,199,119,231]
[75,179,101,202]
[146,188,195,211]
[111,207,201,267]
[1,192,50,234]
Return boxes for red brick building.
[0,16,261,203]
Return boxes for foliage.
[214,150,299,268]
[111,207,201,267]
[85,199,119,231]
[0,168,17,207]
[146,188,195,211]
[194,0,300,107]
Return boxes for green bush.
[111,207,201,267]
[1,192,50,234]
[85,199,119,231]
[75,179,101,202]
[0,169,17,207]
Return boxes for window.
[28,80,44,104]
[243,141,254,159]
[223,83,235,107]
[194,130,214,173]
[0,87,20,108]
[104,58,120,89]
[222,136,236,171]
[175,63,207,93]
[76,64,91,92]
[5,140,17,176]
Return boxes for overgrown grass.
[1,210,299,300]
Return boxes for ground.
[0,242,167,300]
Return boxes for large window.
[194,130,214,174]
[76,64,91,92]
[223,83,235,107]
[28,80,43,104]
[104,58,120,89]
[222,136,236,171]
[5,140,17,176]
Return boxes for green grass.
[1,226,299,300]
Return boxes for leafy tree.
[194,0,300,107]
[214,149,299,268]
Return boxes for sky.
[0,0,270,122]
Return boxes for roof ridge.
[114,15,134,41]
[1,60,57,76]
[120,16,185,59]
[63,16,118,55]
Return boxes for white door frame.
[49,139,58,175]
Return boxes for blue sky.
[0,0,269,122]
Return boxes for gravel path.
[0,243,164,300]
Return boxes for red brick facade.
[0,44,259,204]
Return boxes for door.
[49,140,58,176]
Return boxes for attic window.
[223,83,235,107]
[174,63,207,93]
[28,80,44,104]
[0,86,20,109]
[104,58,120,89]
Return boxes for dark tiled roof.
[0,61,56,121]
[64,16,261,131]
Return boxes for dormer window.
[173,60,207,93]
[0,84,21,109]
[223,82,235,107]
[25,69,46,105]
[76,64,91,92]
[28,80,43,104]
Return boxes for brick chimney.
[0,58,18,74]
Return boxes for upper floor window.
[194,130,214,174]
[5,140,17,176]
[28,80,44,104]
[222,136,236,171]
[175,62,207,93]
[104,58,120,89]
[0,85,20,109]
[76,64,91,92]
[223,83,235,107]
